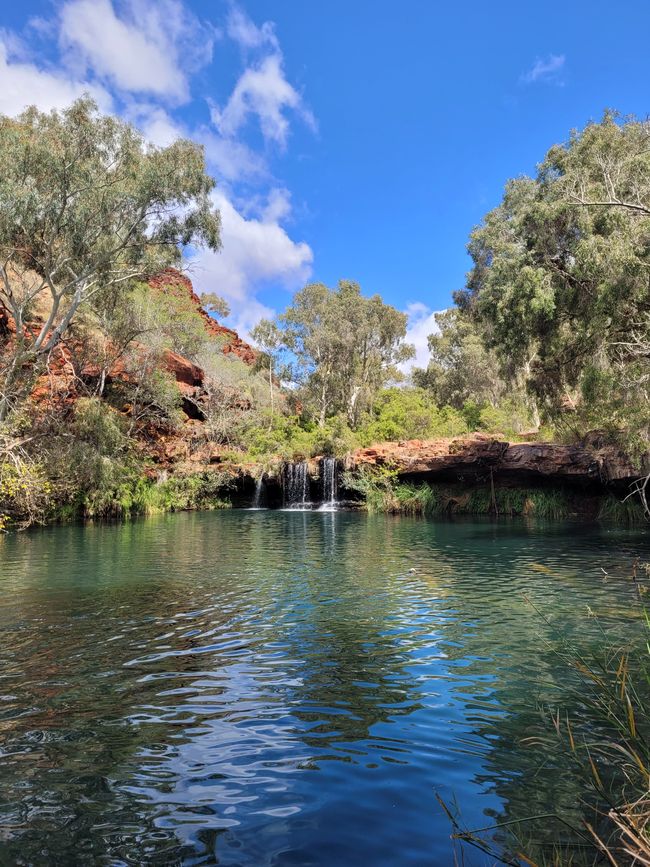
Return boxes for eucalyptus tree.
[200,292,230,319]
[458,112,650,456]
[251,318,284,419]
[261,280,414,427]
[413,308,507,409]
[0,97,221,420]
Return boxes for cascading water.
[251,474,264,509]
[284,461,309,509]
[319,457,338,511]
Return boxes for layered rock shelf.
[350,434,640,490]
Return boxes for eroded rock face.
[163,350,204,392]
[148,269,258,366]
[354,435,508,475]
[351,434,640,490]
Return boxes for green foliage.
[341,465,402,513]
[77,471,232,519]
[413,308,509,409]
[108,366,183,432]
[257,280,415,428]
[234,387,470,460]
[597,494,647,524]
[240,412,318,460]
[476,398,537,438]
[49,398,133,516]
[459,112,650,456]
[0,455,52,527]
[0,97,221,421]
[36,399,233,520]
[311,414,360,456]
[200,292,230,319]
[72,397,125,454]
[138,473,232,513]
[343,466,574,518]
[131,281,211,361]
[356,387,468,445]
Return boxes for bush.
[477,398,536,438]
[342,467,574,519]
[357,388,468,446]
[0,456,52,527]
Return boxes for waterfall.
[284,461,309,508]
[319,457,338,510]
[251,473,264,509]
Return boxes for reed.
[439,587,650,866]
[343,468,576,519]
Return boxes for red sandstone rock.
[148,268,258,366]
[163,350,204,391]
[351,435,640,488]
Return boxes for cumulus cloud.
[0,38,111,116]
[262,187,292,223]
[226,4,278,51]
[399,302,442,375]
[210,54,315,147]
[59,0,214,102]
[199,130,267,182]
[0,0,315,336]
[189,190,313,337]
[521,53,565,85]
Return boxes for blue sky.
[1,0,649,366]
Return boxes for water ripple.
[0,512,648,865]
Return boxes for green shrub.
[357,388,468,446]
[342,468,573,519]
[477,398,536,438]
[0,456,53,527]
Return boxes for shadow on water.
[0,511,648,865]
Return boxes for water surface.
[0,511,648,865]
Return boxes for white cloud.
[126,102,185,147]
[59,0,213,102]
[262,187,292,223]
[400,302,441,375]
[0,0,315,341]
[199,129,267,182]
[521,54,565,85]
[226,5,278,51]
[210,54,315,147]
[0,39,111,116]
[189,190,313,337]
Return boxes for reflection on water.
[0,511,648,865]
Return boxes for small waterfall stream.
[251,474,264,509]
[284,461,310,509]
[319,457,338,510]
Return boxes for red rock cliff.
[148,268,257,366]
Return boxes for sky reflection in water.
[0,511,648,865]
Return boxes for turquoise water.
[0,511,648,865]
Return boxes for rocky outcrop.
[148,269,257,366]
[162,350,204,392]
[351,434,640,490]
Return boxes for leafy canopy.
[458,111,650,452]
[256,280,414,428]
[0,96,221,417]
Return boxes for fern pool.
[0,510,648,865]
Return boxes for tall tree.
[0,97,221,419]
[413,308,508,410]
[260,280,414,428]
[251,318,283,420]
[457,112,650,455]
